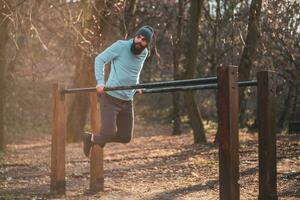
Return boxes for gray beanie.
[135,25,154,44]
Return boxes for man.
[83,25,154,157]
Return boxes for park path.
[0,125,299,199]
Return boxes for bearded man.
[83,25,154,157]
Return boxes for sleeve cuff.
[96,83,105,87]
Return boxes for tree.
[261,0,300,129]
[121,0,138,38]
[0,0,11,150]
[238,0,262,125]
[66,0,116,142]
[184,0,206,143]
[65,0,95,142]
[171,0,184,135]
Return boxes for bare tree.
[238,0,262,124]
[0,0,11,150]
[171,0,184,135]
[66,0,118,142]
[121,0,138,38]
[262,0,300,129]
[184,0,206,143]
[65,0,94,142]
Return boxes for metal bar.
[61,79,257,95]
[62,87,96,94]
[239,80,257,87]
[134,76,218,88]
[140,81,257,94]
[62,77,218,94]
[141,84,218,94]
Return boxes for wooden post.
[51,83,66,194]
[257,71,278,200]
[89,93,104,191]
[217,65,239,200]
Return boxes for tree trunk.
[213,0,221,144]
[238,0,262,125]
[0,0,10,150]
[290,87,299,121]
[66,0,92,142]
[277,83,295,130]
[66,0,108,142]
[210,0,220,74]
[184,0,206,143]
[172,45,181,135]
[172,0,184,135]
[121,0,138,38]
[66,56,94,142]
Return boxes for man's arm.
[135,50,148,95]
[94,41,122,89]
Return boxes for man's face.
[134,35,148,50]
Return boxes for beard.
[130,40,146,55]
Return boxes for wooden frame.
[50,68,277,199]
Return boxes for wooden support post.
[217,65,239,200]
[257,71,278,200]
[51,83,66,194]
[89,93,104,191]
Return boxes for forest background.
[0,0,299,149]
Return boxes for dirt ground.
[0,124,299,200]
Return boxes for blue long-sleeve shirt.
[95,39,148,101]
